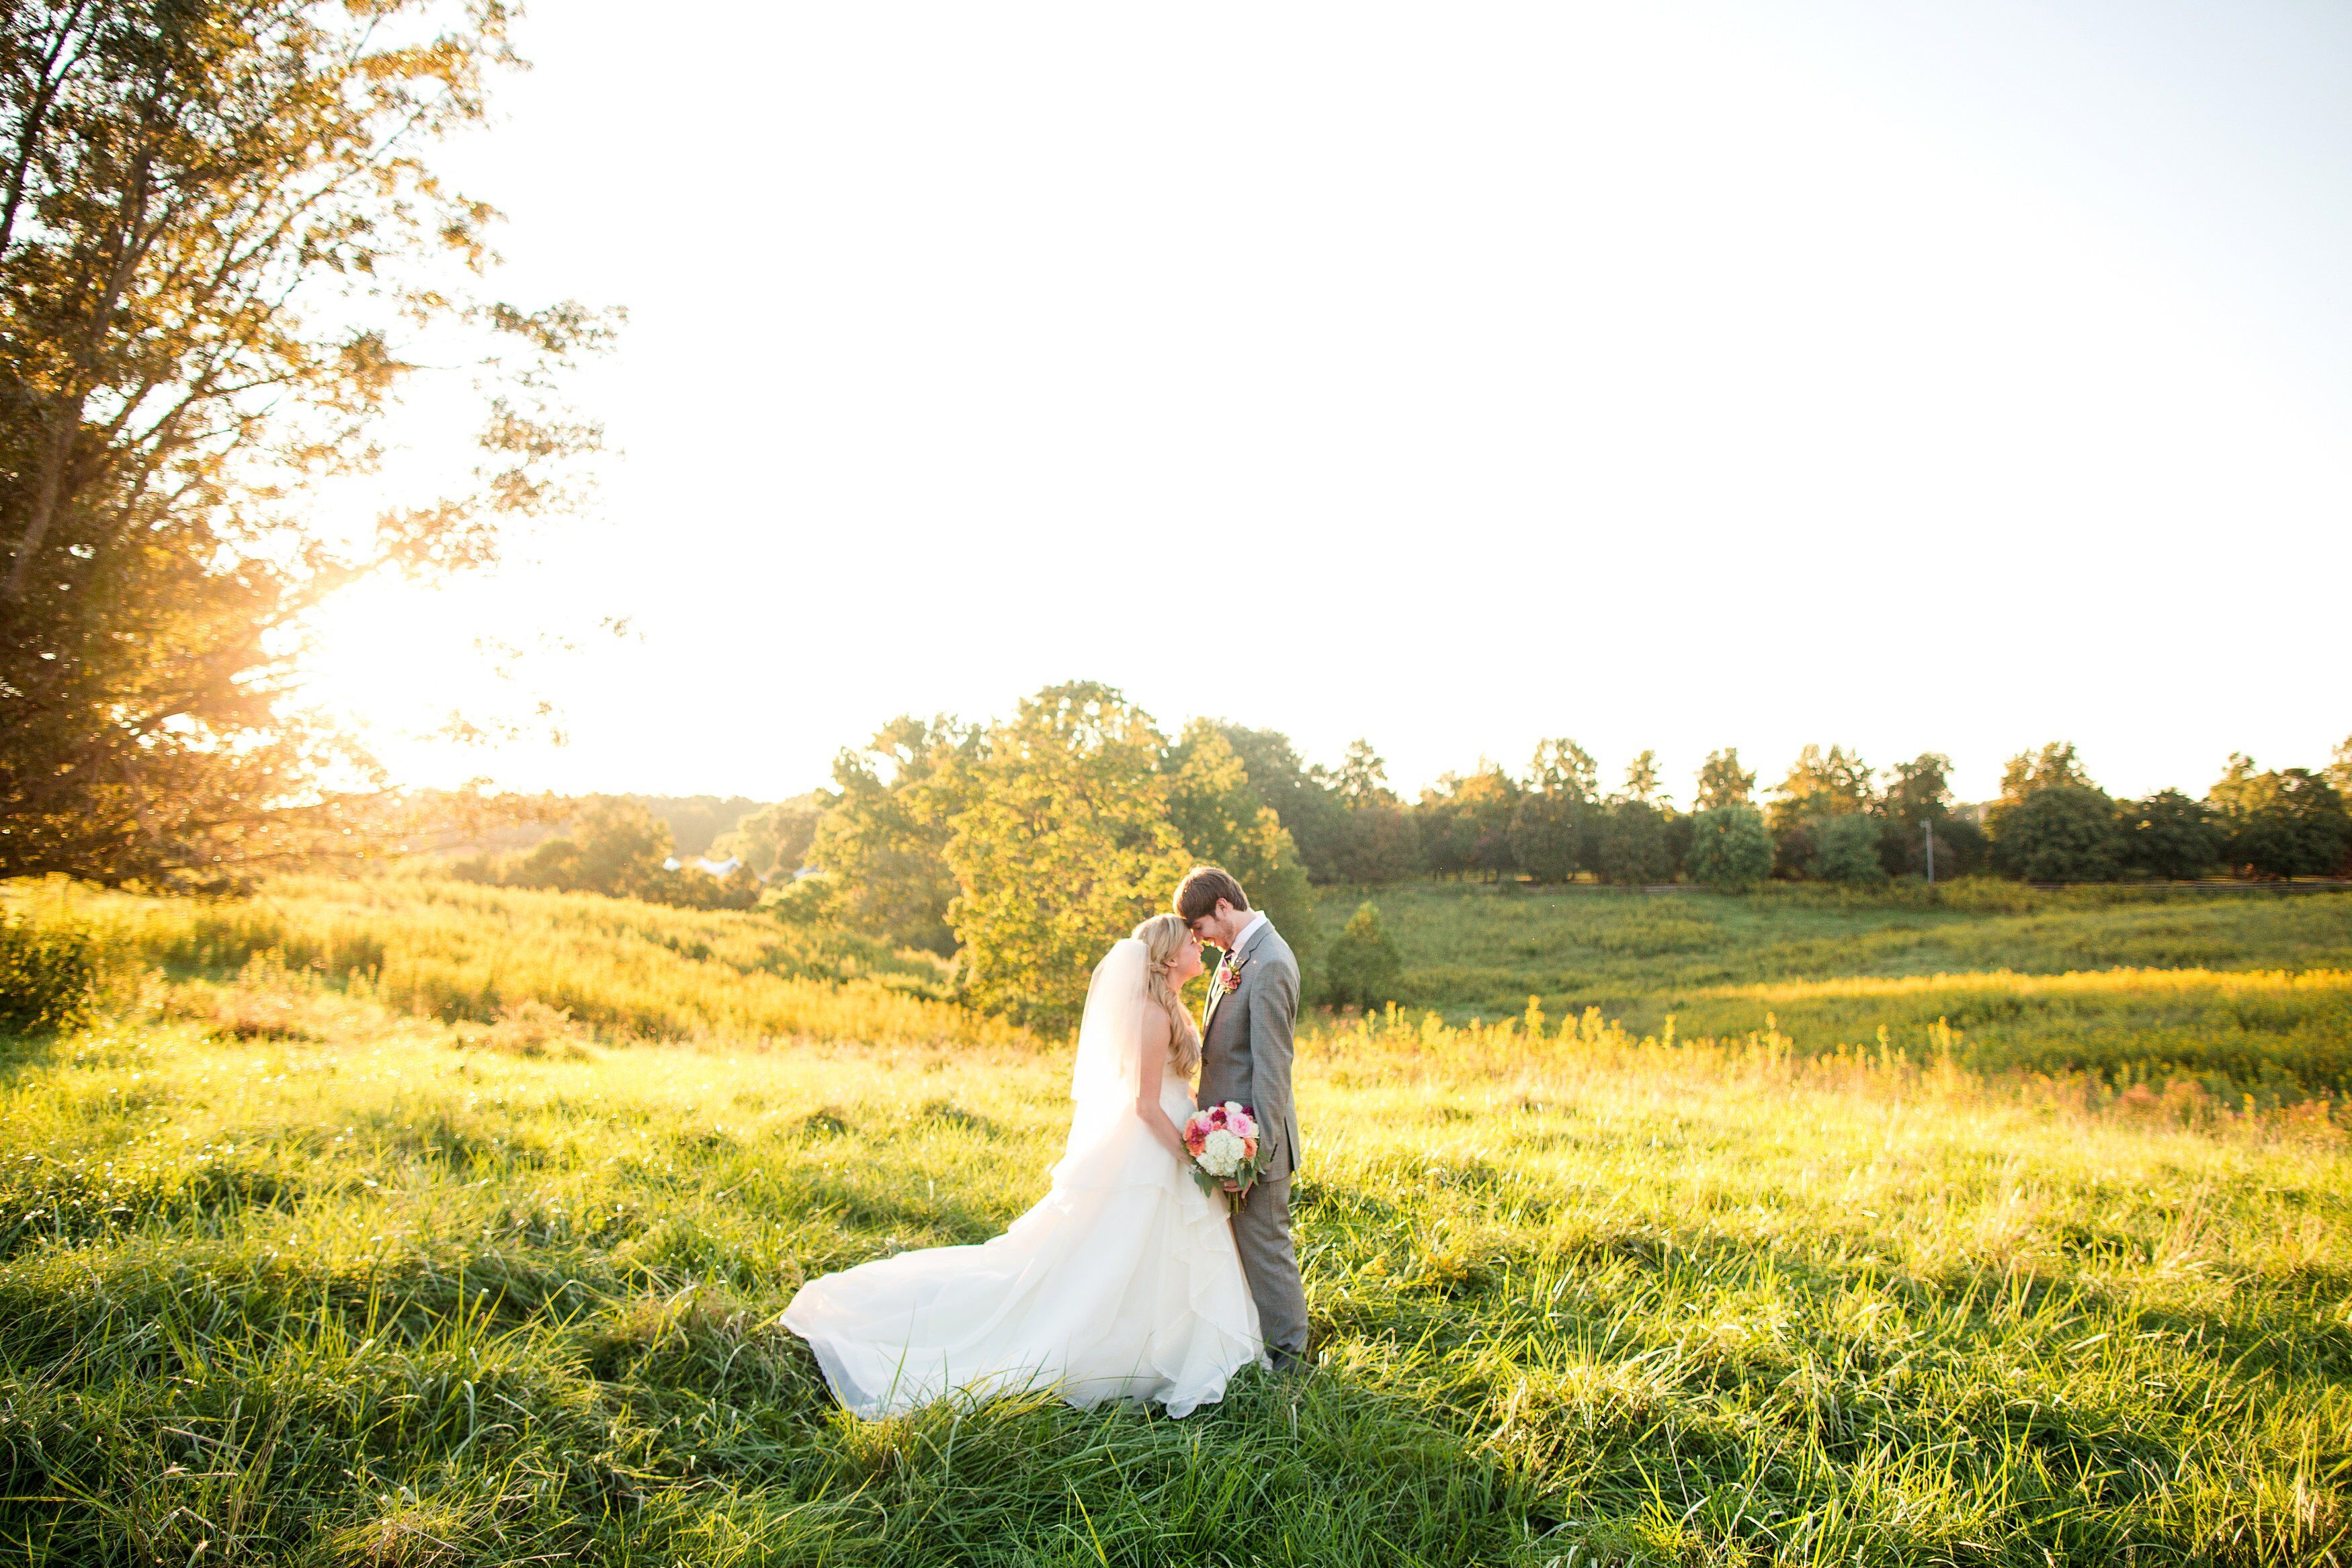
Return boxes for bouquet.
[1182,1101,1275,1214]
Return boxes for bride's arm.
[1134,1008,1192,1165]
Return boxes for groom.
[1176,865,1308,1372]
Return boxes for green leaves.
[1685,805,1773,892]
[1322,902,1402,1010]
[946,683,1192,1031]
[0,0,614,887]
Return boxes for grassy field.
[1316,881,2352,1102]
[3,875,1017,1051]
[4,878,2352,1564]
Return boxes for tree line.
[416,687,2350,1029]
[804,703,2352,924]
[685,686,2335,1025]
[1395,738,2352,891]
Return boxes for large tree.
[1997,742,2095,802]
[2119,789,2218,880]
[1200,721,1349,885]
[1693,748,1756,811]
[1765,744,1874,878]
[1985,742,2122,882]
[810,715,980,954]
[945,683,1192,1030]
[1163,719,1314,955]
[1418,762,1517,879]
[1316,738,1423,884]
[1767,744,1874,834]
[2208,758,2351,879]
[1594,799,1671,885]
[0,0,612,887]
[1880,752,1956,878]
[1685,804,1772,891]
[1507,736,1595,883]
[1992,785,2124,882]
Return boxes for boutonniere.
[1213,953,1249,994]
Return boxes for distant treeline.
[446,793,829,912]
[792,705,2352,928]
[1390,737,2352,892]
[433,686,2349,1027]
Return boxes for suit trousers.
[1233,1174,1308,1361]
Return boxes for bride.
[782,914,1267,1418]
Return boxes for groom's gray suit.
[1196,917,1308,1364]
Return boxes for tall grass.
[3,877,1027,1051]
[1312,879,2352,1100]
[3,967,2347,1565]
[1666,966,2352,1102]
[1315,879,2352,1020]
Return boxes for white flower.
[1199,1127,1246,1177]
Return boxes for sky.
[302,1,2352,808]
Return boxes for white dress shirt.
[1224,912,1267,960]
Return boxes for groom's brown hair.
[1175,866,1249,922]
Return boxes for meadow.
[4,875,1015,1052]
[4,877,2351,1565]
[1319,881,2352,1103]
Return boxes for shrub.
[1685,805,1773,891]
[1808,812,1888,885]
[1322,902,1404,1009]
[762,871,844,926]
[0,912,95,1035]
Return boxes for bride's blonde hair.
[1132,913,1202,1078]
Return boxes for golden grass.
[3,876,1030,1052]
[1712,964,2352,1004]
[7,965,2350,1563]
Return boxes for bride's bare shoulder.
[1141,1000,1173,1046]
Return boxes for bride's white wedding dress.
[782,939,1265,1418]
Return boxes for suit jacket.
[1196,918,1302,1180]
